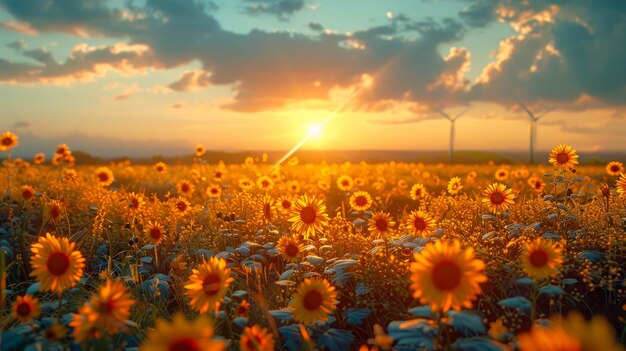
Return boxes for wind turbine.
[515,97,554,164]
[434,107,469,163]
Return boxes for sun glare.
[307,124,323,139]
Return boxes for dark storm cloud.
[242,0,305,19]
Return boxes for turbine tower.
[434,107,469,164]
[515,97,554,164]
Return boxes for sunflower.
[30,233,85,294]
[33,153,46,164]
[185,257,234,313]
[548,144,579,170]
[95,167,114,187]
[617,174,626,199]
[171,197,191,216]
[409,240,487,312]
[258,194,275,223]
[337,175,354,191]
[355,177,368,187]
[70,280,135,340]
[206,184,222,198]
[47,200,65,221]
[291,278,337,325]
[195,144,206,157]
[240,325,275,351]
[518,312,625,351]
[287,194,329,239]
[482,183,515,214]
[447,177,463,195]
[177,180,195,197]
[256,176,274,191]
[277,195,294,214]
[0,131,18,151]
[239,178,254,191]
[466,171,477,183]
[44,321,68,342]
[530,177,545,193]
[19,185,36,202]
[236,300,251,318]
[12,295,40,323]
[127,192,145,213]
[143,221,166,245]
[55,144,70,156]
[349,191,373,212]
[213,168,227,182]
[140,313,225,351]
[287,180,301,194]
[368,211,395,238]
[277,235,304,263]
[494,169,509,181]
[409,184,427,200]
[406,210,436,237]
[606,161,624,176]
[154,162,167,174]
[520,238,563,280]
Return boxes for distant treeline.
[13,149,622,165]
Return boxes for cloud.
[0,0,624,116]
[242,0,306,19]
[168,70,211,91]
[1,42,155,84]
[466,0,626,108]
[114,84,141,100]
[12,120,30,128]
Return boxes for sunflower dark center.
[375,219,388,232]
[611,165,619,172]
[168,337,201,351]
[281,200,292,209]
[177,202,187,212]
[414,217,427,231]
[22,190,33,199]
[1,137,12,146]
[202,274,221,296]
[355,196,368,207]
[490,192,505,205]
[16,302,32,317]
[300,206,317,224]
[556,152,569,164]
[150,227,163,240]
[431,260,462,291]
[529,250,549,268]
[98,173,109,182]
[47,252,71,276]
[285,243,299,258]
[303,290,323,311]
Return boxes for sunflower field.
[0,131,625,351]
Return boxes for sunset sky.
[0,0,624,157]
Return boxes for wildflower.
[520,238,563,280]
[482,183,515,213]
[447,177,463,195]
[406,210,436,237]
[368,211,395,238]
[12,295,40,323]
[548,144,579,170]
[277,235,304,263]
[291,278,337,324]
[240,325,275,351]
[185,257,233,313]
[30,233,85,294]
[287,194,329,239]
[0,131,18,151]
[349,191,373,211]
[140,313,225,351]
[409,240,487,312]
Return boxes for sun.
[307,124,323,139]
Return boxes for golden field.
[0,135,625,350]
